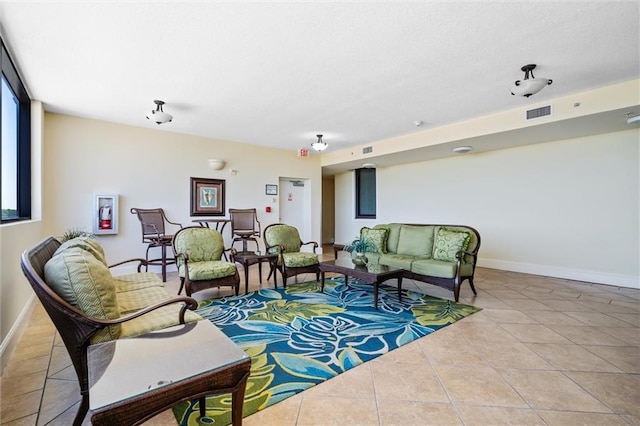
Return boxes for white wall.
[42,114,323,272]
[335,129,639,288]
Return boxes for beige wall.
[42,114,322,270]
[335,128,639,288]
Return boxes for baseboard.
[479,258,639,289]
[0,294,37,375]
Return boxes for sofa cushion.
[374,224,402,253]
[55,236,108,265]
[378,254,415,270]
[120,305,201,340]
[396,225,434,258]
[112,272,165,293]
[432,228,471,262]
[44,247,121,343]
[411,259,474,279]
[360,227,388,253]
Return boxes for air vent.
[526,105,552,120]
[362,146,373,154]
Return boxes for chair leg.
[73,393,89,426]
[178,277,185,295]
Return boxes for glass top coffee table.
[88,320,251,425]
[319,258,404,309]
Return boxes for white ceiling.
[0,1,638,157]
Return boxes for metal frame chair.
[130,207,183,282]
[229,208,261,254]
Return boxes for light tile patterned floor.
[1,247,638,425]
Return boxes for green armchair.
[263,223,320,287]
[172,226,240,296]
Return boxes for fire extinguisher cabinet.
[94,194,118,235]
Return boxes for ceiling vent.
[526,105,552,121]
[362,146,373,154]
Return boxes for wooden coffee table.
[319,258,404,309]
[88,321,251,426]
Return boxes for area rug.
[172,278,480,425]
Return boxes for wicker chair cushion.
[173,227,224,265]
[44,246,121,343]
[282,252,319,268]
[178,260,237,280]
[265,225,302,253]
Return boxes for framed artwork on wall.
[190,177,225,216]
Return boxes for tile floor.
[1,247,639,425]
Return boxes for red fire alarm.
[265,206,272,213]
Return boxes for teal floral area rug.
[172,278,480,425]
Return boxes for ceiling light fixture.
[452,146,473,153]
[311,134,328,152]
[511,64,552,97]
[146,100,173,124]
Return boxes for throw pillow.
[432,228,471,262]
[360,227,388,253]
[396,225,434,258]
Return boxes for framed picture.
[265,184,278,195]
[190,177,225,216]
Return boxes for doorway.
[278,177,311,244]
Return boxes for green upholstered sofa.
[21,236,202,424]
[351,223,481,301]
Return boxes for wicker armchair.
[172,226,240,297]
[20,237,199,426]
[263,223,320,286]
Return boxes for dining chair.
[229,208,261,254]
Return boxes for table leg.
[374,280,379,309]
[258,261,263,283]
[321,271,325,292]
[397,276,403,302]
[243,261,250,295]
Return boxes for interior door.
[279,178,310,244]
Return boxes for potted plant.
[60,227,95,242]
[344,237,376,266]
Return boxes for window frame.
[355,167,376,219]
[1,37,31,224]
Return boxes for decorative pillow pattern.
[360,227,388,253]
[265,225,301,253]
[174,227,224,265]
[432,228,471,262]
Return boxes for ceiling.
[0,2,638,160]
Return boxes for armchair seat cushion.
[113,272,165,292]
[179,260,237,280]
[282,252,319,268]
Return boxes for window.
[1,38,30,223]
[355,168,376,219]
